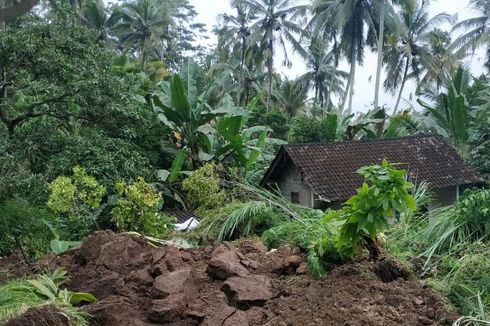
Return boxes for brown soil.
[0,231,458,325]
[5,304,71,326]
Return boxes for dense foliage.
[1,0,489,323]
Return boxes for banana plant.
[417,67,470,148]
[147,60,248,168]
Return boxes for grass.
[0,277,90,325]
[0,279,44,323]
[384,188,490,321]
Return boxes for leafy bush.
[111,177,173,236]
[263,212,341,277]
[47,166,106,238]
[326,160,416,258]
[0,198,54,258]
[182,162,227,211]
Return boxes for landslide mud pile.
[2,231,458,325]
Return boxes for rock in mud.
[149,294,187,322]
[151,245,184,275]
[221,274,274,308]
[152,268,199,299]
[206,250,250,280]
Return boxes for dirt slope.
[1,231,458,325]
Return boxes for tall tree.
[298,36,348,108]
[234,0,308,110]
[452,0,490,68]
[81,0,119,42]
[115,0,179,68]
[311,0,377,114]
[384,0,452,114]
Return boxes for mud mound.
[2,231,458,325]
[5,304,71,326]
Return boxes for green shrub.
[182,162,227,210]
[47,166,106,238]
[111,177,173,236]
[0,198,54,258]
[325,160,416,258]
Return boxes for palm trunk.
[325,63,337,111]
[374,0,386,110]
[393,55,410,115]
[347,60,356,114]
[341,62,354,113]
[266,40,273,112]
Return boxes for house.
[260,135,484,209]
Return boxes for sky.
[188,0,485,113]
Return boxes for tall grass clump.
[417,188,490,264]
[202,200,285,243]
[386,187,490,319]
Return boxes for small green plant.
[182,162,227,211]
[325,160,416,259]
[26,268,96,306]
[111,177,173,236]
[0,269,93,325]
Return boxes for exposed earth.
[0,231,458,325]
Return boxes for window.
[291,192,300,204]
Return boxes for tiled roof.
[262,135,484,202]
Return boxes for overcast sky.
[188,0,486,113]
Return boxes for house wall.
[431,186,459,208]
[275,161,314,208]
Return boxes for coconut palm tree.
[115,0,177,69]
[310,0,377,114]
[298,36,348,109]
[234,0,308,110]
[216,5,257,71]
[81,0,119,42]
[384,0,453,114]
[273,78,308,117]
[452,0,490,68]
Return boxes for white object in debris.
[174,217,200,231]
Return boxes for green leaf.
[157,169,170,182]
[50,239,81,254]
[169,149,187,183]
[69,292,97,305]
[170,75,191,120]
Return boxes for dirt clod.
[5,304,71,326]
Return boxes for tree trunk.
[393,55,410,115]
[347,60,356,114]
[341,61,354,113]
[325,62,337,111]
[266,39,273,113]
[14,236,30,265]
[374,0,386,110]
[363,235,381,261]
